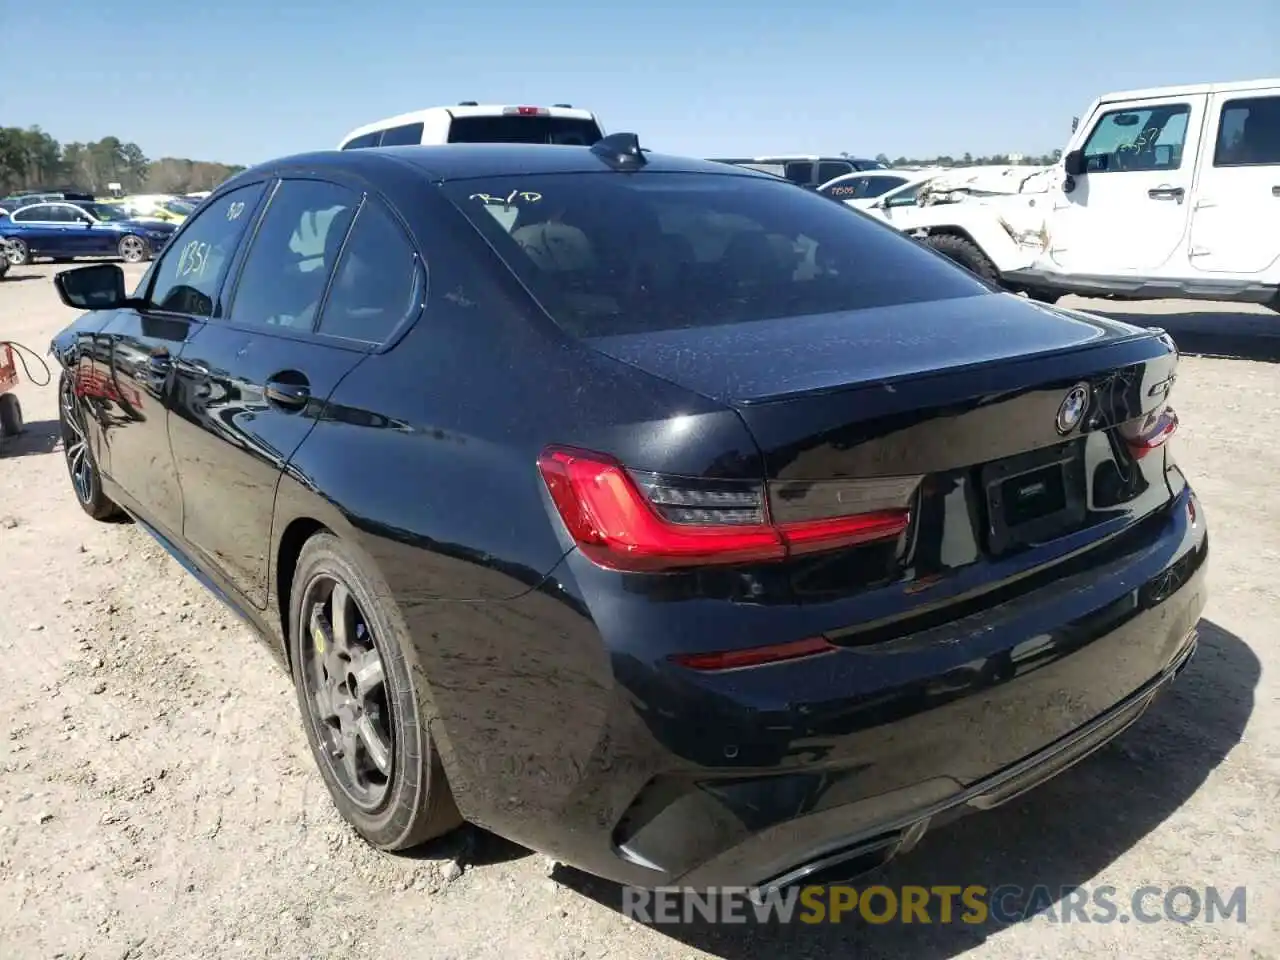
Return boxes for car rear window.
[446,116,603,146]
[441,171,989,338]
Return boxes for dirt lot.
[1,262,1277,959]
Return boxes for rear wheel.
[58,373,122,520]
[118,234,150,263]
[1024,288,1063,305]
[289,533,462,850]
[5,238,30,266]
[922,233,999,284]
[0,393,22,437]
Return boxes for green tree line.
[0,126,246,196]
[866,150,1064,168]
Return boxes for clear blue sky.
[7,0,1278,165]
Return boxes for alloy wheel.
[60,377,95,505]
[5,239,27,265]
[119,235,146,263]
[300,575,395,811]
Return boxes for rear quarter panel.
[271,178,762,606]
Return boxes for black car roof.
[243,143,778,184]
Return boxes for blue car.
[0,200,176,266]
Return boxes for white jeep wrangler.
[1002,77,1280,311]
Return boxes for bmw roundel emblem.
[1056,383,1090,435]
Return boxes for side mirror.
[1063,149,1086,177]
[54,263,129,310]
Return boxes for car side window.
[342,132,381,150]
[378,122,424,146]
[1214,95,1280,167]
[1081,104,1190,173]
[317,200,424,344]
[820,178,862,200]
[226,179,358,332]
[883,182,925,208]
[13,204,54,223]
[147,183,268,318]
[861,176,908,198]
[817,161,853,183]
[784,161,814,185]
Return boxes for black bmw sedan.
[48,134,1207,893]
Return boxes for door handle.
[264,376,311,411]
[1148,186,1185,202]
[1272,186,1280,198]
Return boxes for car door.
[1046,94,1204,276]
[59,203,101,255]
[168,175,424,609]
[1187,90,1280,275]
[91,180,272,538]
[10,204,63,256]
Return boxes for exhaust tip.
[753,831,907,900]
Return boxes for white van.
[337,103,605,150]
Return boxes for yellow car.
[109,196,195,224]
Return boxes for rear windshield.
[441,171,990,337]
[446,116,603,146]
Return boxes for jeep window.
[1214,96,1280,167]
[1081,104,1190,173]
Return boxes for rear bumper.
[690,624,1198,892]
[425,485,1208,889]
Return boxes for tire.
[922,233,1000,284]
[289,532,462,850]
[5,238,30,266]
[1025,288,1063,305]
[0,393,22,437]
[118,234,150,263]
[0,255,9,280]
[58,373,123,521]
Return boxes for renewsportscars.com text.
[622,884,1247,926]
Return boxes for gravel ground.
[1,262,1277,959]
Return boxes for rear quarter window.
[443,171,989,338]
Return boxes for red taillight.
[537,447,911,573]
[671,636,837,672]
[1124,407,1178,459]
[504,105,549,117]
